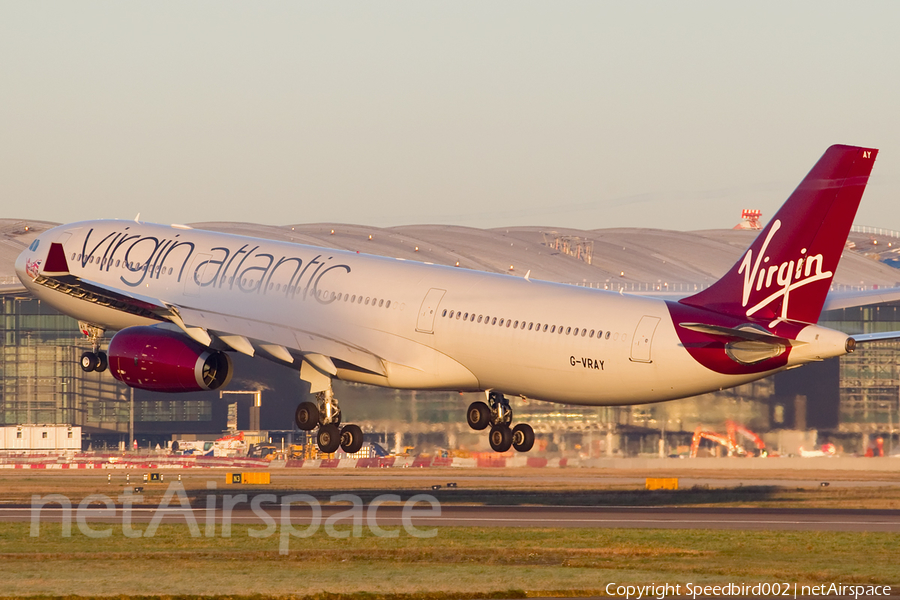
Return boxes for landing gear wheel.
[512,423,535,453]
[317,424,341,454]
[466,401,491,430]
[295,402,319,431]
[95,351,108,373]
[80,352,97,372]
[340,424,364,454]
[489,424,513,453]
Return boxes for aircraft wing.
[33,242,172,322]
[33,243,387,376]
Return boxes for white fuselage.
[16,220,850,406]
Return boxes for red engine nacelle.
[108,326,233,393]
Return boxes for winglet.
[524,270,531,282]
[42,243,70,276]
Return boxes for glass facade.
[0,294,218,437]
[821,305,900,435]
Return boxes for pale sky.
[2,2,899,231]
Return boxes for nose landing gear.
[294,387,364,454]
[468,391,535,453]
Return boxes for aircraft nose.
[15,234,44,286]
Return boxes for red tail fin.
[681,145,878,324]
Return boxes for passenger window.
[477,315,483,323]
[542,324,548,332]
[365,297,370,305]
[605,331,610,339]
[589,330,595,337]
[513,320,519,328]
[386,300,391,308]
[499,319,504,326]
[550,325,556,333]
[449,311,454,318]
[442,309,447,317]
[464,313,469,320]
[71,252,76,260]
[528,323,533,330]
[351,295,356,302]
[558,327,563,335]
[491,317,497,325]
[336,292,341,300]
[456,312,461,320]
[566,327,572,335]
[506,320,511,328]
[581,329,587,337]
[379,299,384,307]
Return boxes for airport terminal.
[2,213,900,458]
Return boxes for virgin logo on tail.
[738,219,832,320]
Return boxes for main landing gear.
[78,322,108,373]
[294,388,364,455]
[466,391,535,453]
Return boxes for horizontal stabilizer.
[678,322,805,347]
[850,331,900,344]
[822,287,900,312]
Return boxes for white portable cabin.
[0,425,81,451]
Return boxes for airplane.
[15,144,895,455]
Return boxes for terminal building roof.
[3,218,900,297]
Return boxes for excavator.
[689,421,766,458]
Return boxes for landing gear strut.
[294,386,364,455]
[467,391,535,453]
[78,322,107,373]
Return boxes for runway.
[6,504,900,532]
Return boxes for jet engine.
[108,326,233,392]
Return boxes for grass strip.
[0,524,897,597]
